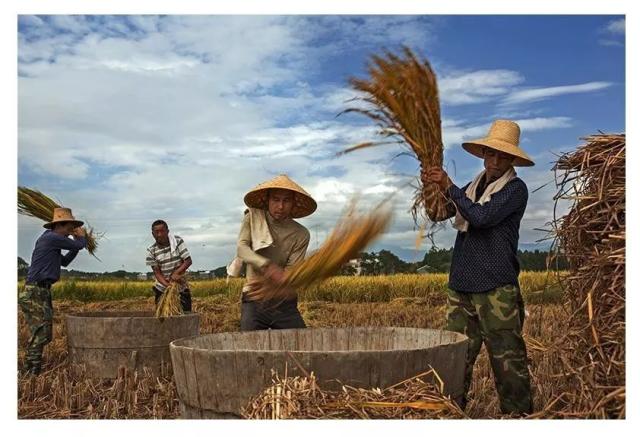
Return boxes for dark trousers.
[153,286,192,312]
[240,297,306,331]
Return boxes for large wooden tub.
[170,327,468,418]
[65,311,200,378]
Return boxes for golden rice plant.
[38,271,563,304]
[155,280,184,318]
[18,186,101,257]
[245,200,393,303]
[339,46,453,224]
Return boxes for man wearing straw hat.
[233,174,315,331]
[422,119,534,415]
[19,208,87,375]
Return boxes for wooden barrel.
[170,327,468,418]
[65,311,199,378]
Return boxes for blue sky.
[17,15,625,272]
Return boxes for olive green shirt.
[237,211,310,285]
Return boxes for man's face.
[268,189,294,221]
[152,224,169,245]
[55,222,77,236]
[483,148,514,181]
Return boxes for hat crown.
[51,207,75,222]
[487,119,520,145]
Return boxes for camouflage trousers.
[446,284,533,415]
[18,284,54,371]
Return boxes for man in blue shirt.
[20,207,87,375]
[422,120,535,415]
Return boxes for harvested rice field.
[18,273,574,419]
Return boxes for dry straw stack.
[245,200,393,303]
[242,368,465,419]
[339,46,452,224]
[18,186,100,257]
[546,134,625,418]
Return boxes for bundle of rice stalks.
[18,186,101,257]
[244,200,393,303]
[242,368,466,419]
[155,279,185,318]
[544,133,625,418]
[338,46,452,224]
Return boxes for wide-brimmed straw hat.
[462,119,535,167]
[43,207,84,229]
[244,174,317,218]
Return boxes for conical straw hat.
[244,174,317,218]
[462,120,535,167]
[43,207,84,229]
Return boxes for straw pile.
[155,279,185,318]
[244,200,393,303]
[242,368,466,419]
[545,133,625,418]
[18,186,100,257]
[19,364,178,419]
[339,46,452,224]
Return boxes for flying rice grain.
[244,199,393,304]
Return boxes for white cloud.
[516,116,573,130]
[604,18,625,35]
[502,82,613,105]
[440,69,524,105]
[597,18,625,48]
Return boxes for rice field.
[22,271,564,304]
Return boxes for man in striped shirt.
[145,220,193,312]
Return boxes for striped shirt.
[145,236,191,292]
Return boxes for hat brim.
[43,220,84,229]
[462,138,535,167]
[244,188,317,219]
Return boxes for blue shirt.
[447,177,528,293]
[26,230,87,284]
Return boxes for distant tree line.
[417,247,568,274]
[337,247,567,276]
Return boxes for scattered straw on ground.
[242,368,466,419]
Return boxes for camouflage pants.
[18,284,53,370]
[446,284,533,414]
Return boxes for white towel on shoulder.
[453,167,516,233]
[168,233,178,256]
[227,208,274,277]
